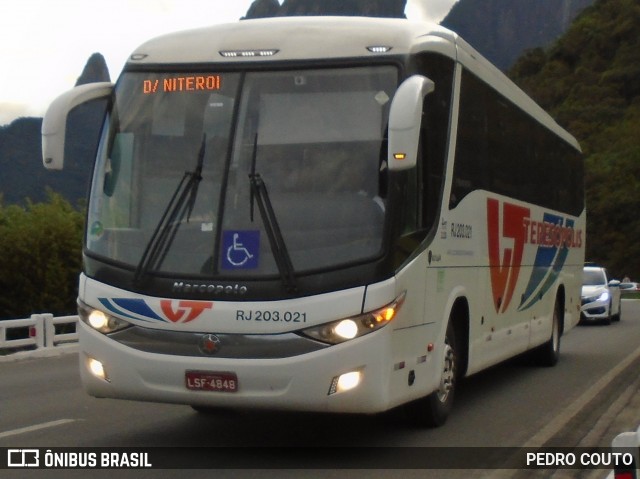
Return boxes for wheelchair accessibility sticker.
[222,230,260,269]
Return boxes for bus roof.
[128,16,453,65]
[127,16,580,151]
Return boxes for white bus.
[42,16,585,426]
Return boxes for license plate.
[185,371,238,392]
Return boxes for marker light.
[300,292,406,345]
[393,153,407,160]
[367,46,392,53]
[219,49,279,58]
[375,306,397,323]
[328,370,362,395]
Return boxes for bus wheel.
[405,321,457,427]
[532,298,561,367]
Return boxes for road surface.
[2,301,639,478]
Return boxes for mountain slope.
[509,0,640,277]
[0,53,110,205]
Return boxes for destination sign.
[143,75,222,94]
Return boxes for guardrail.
[0,314,79,354]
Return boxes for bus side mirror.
[388,75,434,171]
[42,82,113,170]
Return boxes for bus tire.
[190,405,235,415]
[532,297,561,367]
[405,321,457,427]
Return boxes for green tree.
[0,192,84,320]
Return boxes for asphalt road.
[2,301,640,479]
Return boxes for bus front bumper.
[78,321,395,414]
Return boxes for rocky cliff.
[442,0,594,70]
[244,0,406,19]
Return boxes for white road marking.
[0,419,76,439]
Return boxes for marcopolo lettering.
[172,281,248,296]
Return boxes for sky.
[0,0,457,126]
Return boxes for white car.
[581,266,622,324]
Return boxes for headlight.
[597,291,610,302]
[78,301,132,334]
[300,292,405,345]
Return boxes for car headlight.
[78,301,132,334]
[299,292,405,345]
[597,291,610,302]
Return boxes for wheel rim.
[436,342,456,403]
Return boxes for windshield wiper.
[133,135,206,286]
[248,134,297,293]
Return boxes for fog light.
[328,370,362,395]
[87,357,109,382]
[338,371,361,391]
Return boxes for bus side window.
[453,67,583,216]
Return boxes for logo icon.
[8,449,39,468]
[198,334,221,355]
[99,298,213,324]
[487,198,530,314]
[160,300,213,323]
[487,198,583,314]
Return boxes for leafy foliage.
[0,192,84,320]
[509,0,640,279]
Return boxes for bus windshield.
[87,66,396,279]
